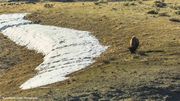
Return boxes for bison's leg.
[128,47,136,54]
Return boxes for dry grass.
[0,1,179,100]
[0,33,43,96]
[0,3,44,14]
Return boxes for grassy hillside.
[0,1,179,100]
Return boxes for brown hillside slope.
[0,1,179,100]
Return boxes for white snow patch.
[0,13,107,90]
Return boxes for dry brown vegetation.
[0,0,179,100]
[0,34,43,96]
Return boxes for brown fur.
[128,36,139,54]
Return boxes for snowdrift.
[0,13,107,90]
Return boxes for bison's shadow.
[137,50,165,56]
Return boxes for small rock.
[169,17,180,22]
[147,9,158,14]
[153,0,166,8]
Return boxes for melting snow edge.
[0,13,107,90]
